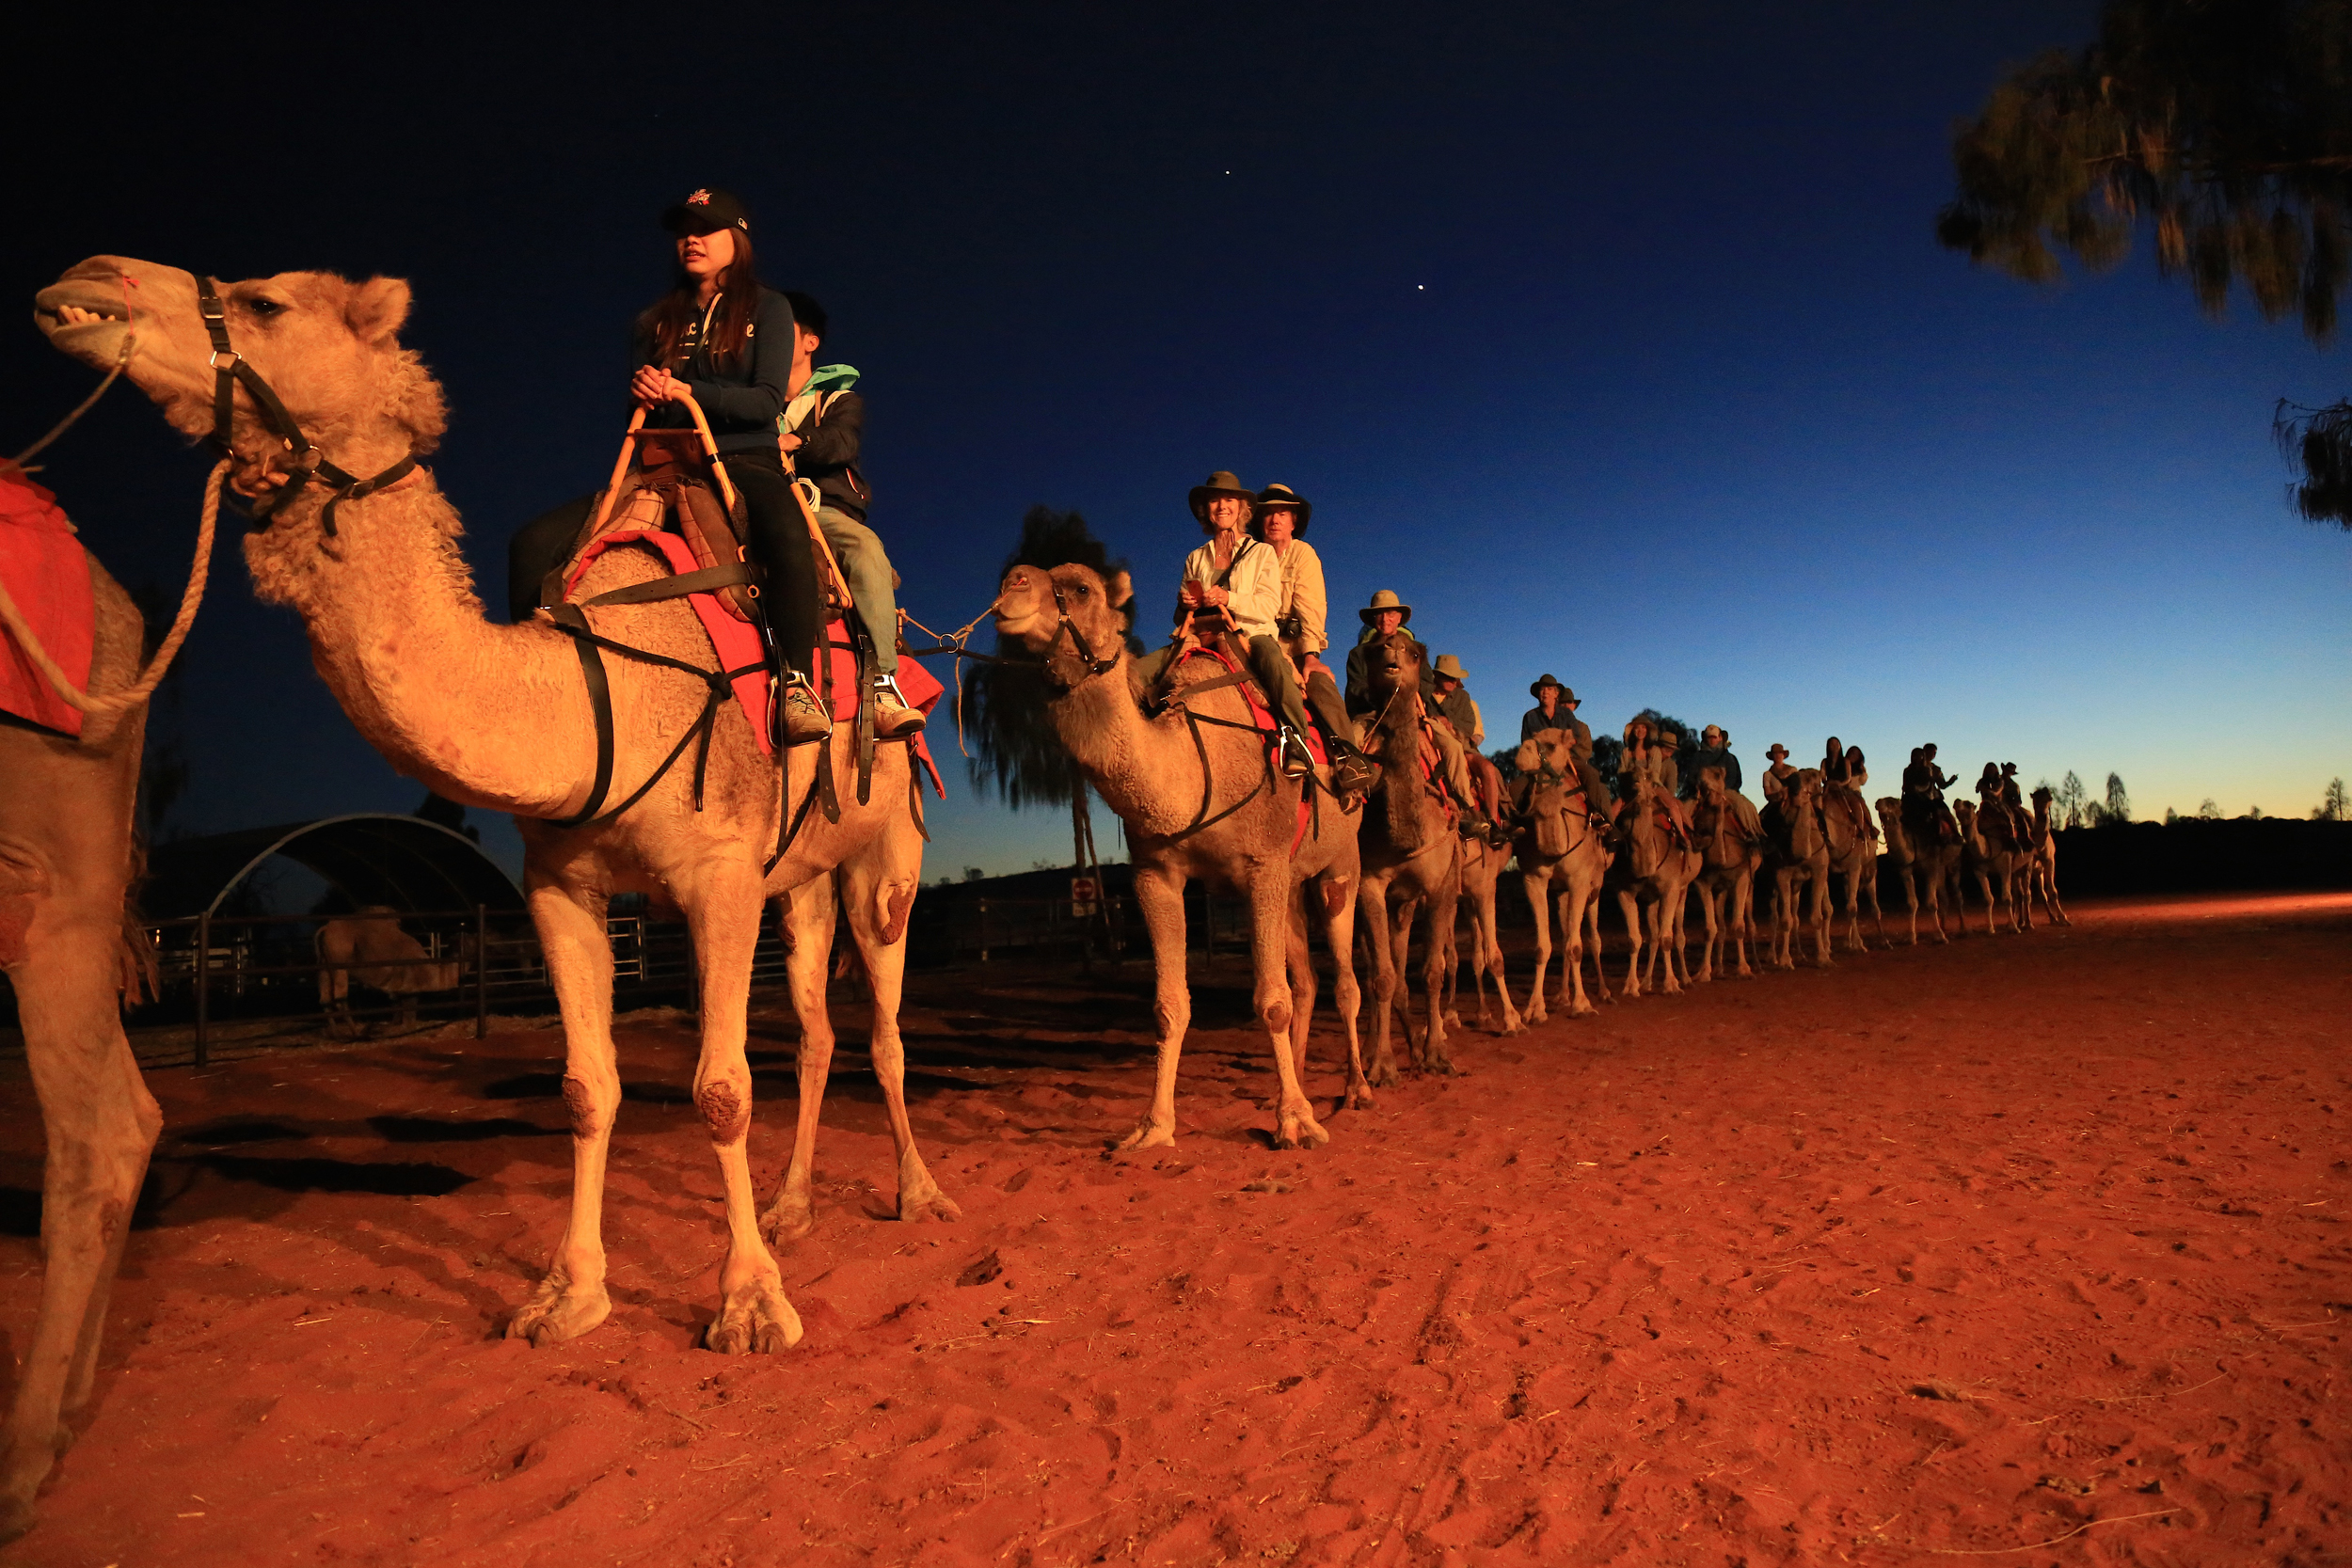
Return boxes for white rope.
[0,459,225,720]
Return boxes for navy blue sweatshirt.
[633,287,797,455]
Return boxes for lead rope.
[0,457,224,721]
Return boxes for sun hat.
[1767,743,1790,761]
[1433,654,1469,681]
[1187,471,1255,520]
[1253,483,1311,534]
[1358,589,1411,626]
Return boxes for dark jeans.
[504,446,822,677]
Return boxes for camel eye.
[1073,584,1089,598]
[248,296,284,317]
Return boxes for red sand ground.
[1,891,2346,1567]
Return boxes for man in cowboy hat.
[1127,471,1315,778]
[1519,675,1613,810]
[1343,590,1435,717]
[1254,483,1375,796]
[1686,723,1741,797]
[1760,743,1796,804]
[1432,654,1509,844]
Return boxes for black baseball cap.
[661,187,751,235]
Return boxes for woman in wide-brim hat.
[1187,470,1257,525]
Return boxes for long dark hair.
[637,230,768,369]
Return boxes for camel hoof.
[1444,1010,1463,1032]
[760,1196,817,1246]
[705,1277,803,1355]
[1111,1123,1177,1155]
[1367,1064,1400,1090]
[1277,1110,1332,1148]
[506,1272,612,1348]
[1342,1085,1376,1112]
[0,1491,34,1547]
[898,1184,961,1224]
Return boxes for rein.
[195,275,417,536]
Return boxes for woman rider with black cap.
[509,186,828,744]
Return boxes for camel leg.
[1311,874,1372,1112]
[676,862,800,1355]
[1732,871,1756,976]
[1420,878,1459,1074]
[1559,879,1596,1016]
[839,836,958,1225]
[1483,885,1522,1036]
[1617,890,1644,998]
[1693,884,1720,983]
[1584,892,1613,1004]
[1520,872,1553,1024]
[0,919,162,1544]
[509,879,620,1346]
[761,879,838,1244]
[2043,866,2070,927]
[1811,874,1835,967]
[1116,867,1190,1151]
[1248,868,1327,1148]
[1360,875,1401,1088]
[1387,894,1422,1070]
[1865,863,1887,946]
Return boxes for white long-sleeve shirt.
[1176,534,1281,641]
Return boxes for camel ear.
[345,277,412,344]
[1105,571,1133,610]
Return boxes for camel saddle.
[0,472,92,738]
[548,435,758,621]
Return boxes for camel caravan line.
[0,255,2061,1542]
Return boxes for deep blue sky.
[6,1,2344,884]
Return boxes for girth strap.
[542,602,766,830]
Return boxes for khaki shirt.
[1177,534,1281,641]
[1267,539,1328,654]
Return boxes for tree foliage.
[1939,0,2352,526]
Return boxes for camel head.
[993,562,1133,691]
[1953,799,1978,835]
[1360,631,1422,696]
[34,256,447,516]
[1514,726,1571,780]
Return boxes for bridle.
[195,274,416,536]
[1014,572,1120,692]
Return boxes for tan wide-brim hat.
[1253,483,1311,534]
[1767,744,1790,760]
[1188,470,1256,520]
[1359,589,1411,626]
[1433,654,1469,681]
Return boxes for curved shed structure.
[140,814,523,920]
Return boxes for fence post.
[193,910,211,1069]
[475,903,488,1039]
[978,897,989,963]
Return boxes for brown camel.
[40,257,955,1364]
[2025,786,2071,927]
[1872,797,1958,945]
[1444,830,1524,1037]
[1353,632,1463,1084]
[1759,768,1833,969]
[991,564,1332,1148]
[1508,728,1612,1021]
[1820,782,1884,953]
[1687,768,1762,981]
[1606,769,1701,997]
[0,553,160,1542]
[1954,800,2029,934]
[315,907,468,1032]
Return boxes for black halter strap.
[195,275,417,536]
[1037,578,1121,691]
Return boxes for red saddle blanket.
[0,473,94,738]
[562,528,946,794]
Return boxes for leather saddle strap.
[580,562,755,608]
[546,604,616,828]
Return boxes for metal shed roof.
[140,813,523,919]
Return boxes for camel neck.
[1046,658,1234,840]
[246,479,596,816]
